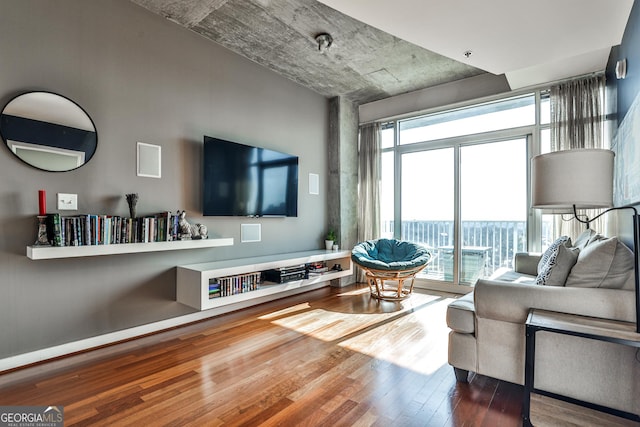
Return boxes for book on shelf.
[306,261,329,276]
[45,213,62,246]
[43,211,180,247]
[209,272,262,299]
[208,282,222,299]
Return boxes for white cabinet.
[176,250,353,310]
[26,238,234,260]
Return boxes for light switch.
[57,193,78,210]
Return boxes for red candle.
[38,190,46,216]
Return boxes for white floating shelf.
[26,238,234,260]
[177,249,353,311]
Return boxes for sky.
[397,139,527,222]
[380,98,543,224]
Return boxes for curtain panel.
[549,74,606,238]
[550,75,604,151]
[357,122,381,281]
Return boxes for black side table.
[523,309,640,426]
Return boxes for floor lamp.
[531,149,640,333]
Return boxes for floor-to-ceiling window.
[380,91,550,291]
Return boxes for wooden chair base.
[360,264,428,301]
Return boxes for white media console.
[176,249,353,310]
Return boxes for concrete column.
[328,96,359,286]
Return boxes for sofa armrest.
[513,252,541,276]
[474,279,636,324]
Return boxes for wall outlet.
[57,193,78,210]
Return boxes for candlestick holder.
[35,215,50,246]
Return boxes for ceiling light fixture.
[315,33,333,52]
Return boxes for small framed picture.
[309,173,319,195]
[137,142,161,178]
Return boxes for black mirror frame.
[0,91,98,172]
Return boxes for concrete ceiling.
[130,0,634,105]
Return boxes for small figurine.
[177,210,208,240]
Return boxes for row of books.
[45,212,179,247]
[208,272,262,299]
[207,262,335,300]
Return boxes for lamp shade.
[531,149,614,209]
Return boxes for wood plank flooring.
[0,284,637,426]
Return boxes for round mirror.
[0,91,97,172]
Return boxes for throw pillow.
[565,236,635,289]
[572,228,603,250]
[537,236,570,274]
[535,236,579,286]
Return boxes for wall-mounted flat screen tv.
[203,136,299,217]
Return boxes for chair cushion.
[351,238,431,271]
[446,292,475,334]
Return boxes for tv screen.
[203,136,299,217]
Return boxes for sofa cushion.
[446,292,475,334]
[513,253,542,276]
[565,236,635,290]
[535,236,579,286]
[490,267,536,284]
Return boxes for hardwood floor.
[0,284,636,426]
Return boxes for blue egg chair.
[351,238,432,300]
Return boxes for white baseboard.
[0,311,210,373]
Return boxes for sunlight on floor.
[257,302,312,320]
[267,308,382,341]
[262,287,458,376]
[338,296,454,376]
[335,287,373,297]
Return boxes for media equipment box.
[263,264,307,283]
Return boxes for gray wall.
[0,0,330,360]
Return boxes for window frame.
[380,90,550,291]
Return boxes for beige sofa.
[446,232,639,416]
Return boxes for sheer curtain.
[357,122,381,281]
[549,74,606,238]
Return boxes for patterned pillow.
[535,236,580,286]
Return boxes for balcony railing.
[383,220,528,285]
